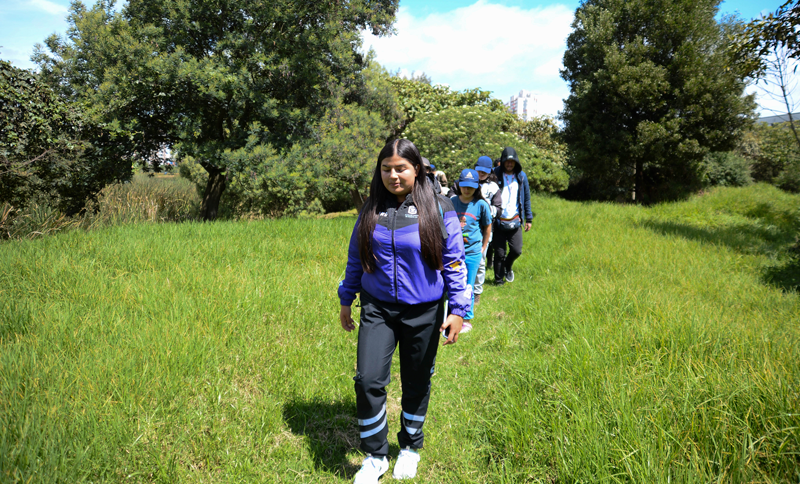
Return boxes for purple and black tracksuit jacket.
[338,194,471,316]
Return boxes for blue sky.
[398,0,775,18]
[0,0,787,116]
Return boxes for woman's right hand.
[340,305,356,332]
[441,314,463,345]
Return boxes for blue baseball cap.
[475,156,493,174]
[458,169,480,189]
[430,163,436,170]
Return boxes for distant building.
[757,112,800,125]
[506,90,538,121]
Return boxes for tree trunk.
[634,159,644,204]
[785,111,800,152]
[773,46,800,151]
[200,164,226,221]
[351,187,366,214]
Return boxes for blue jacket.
[493,147,533,223]
[338,193,471,318]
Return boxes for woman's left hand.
[441,314,463,345]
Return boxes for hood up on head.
[499,147,521,174]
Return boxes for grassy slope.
[0,184,798,483]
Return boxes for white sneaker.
[460,321,473,334]
[354,455,388,484]
[392,448,420,479]
[505,270,515,283]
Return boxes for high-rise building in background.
[506,90,538,121]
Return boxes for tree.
[511,115,568,166]
[733,0,800,73]
[388,77,568,193]
[560,0,756,203]
[758,46,800,148]
[403,104,569,192]
[737,121,800,190]
[388,77,503,137]
[0,60,132,214]
[211,101,390,217]
[35,0,399,220]
[732,1,800,150]
[178,57,398,217]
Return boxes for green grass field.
[1,184,798,483]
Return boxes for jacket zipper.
[391,205,398,303]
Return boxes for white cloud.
[533,90,569,119]
[362,0,575,116]
[29,0,68,16]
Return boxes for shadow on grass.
[639,220,799,293]
[282,398,362,479]
[763,258,800,292]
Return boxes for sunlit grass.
[1,184,798,482]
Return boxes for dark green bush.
[738,122,800,187]
[775,161,800,193]
[702,152,753,187]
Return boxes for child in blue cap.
[450,168,493,332]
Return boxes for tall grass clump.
[83,173,200,227]
[0,174,200,241]
[0,184,797,483]
[0,201,82,240]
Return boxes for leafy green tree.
[731,1,800,150]
[179,57,396,217]
[737,121,800,191]
[214,102,389,217]
[35,0,398,219]
[511,115,568,167]
[388,77,504,137]
[560,0,756,203]
[304,102,389,212]
[0,60,132,214]
[732,0,800,75]
[404,104,568,192]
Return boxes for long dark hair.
[358,139,443,273]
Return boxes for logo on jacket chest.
[403,205,418,218]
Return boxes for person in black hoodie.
[492,147,533,285]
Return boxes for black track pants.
[354,291,444,456]
[492,224,523,281]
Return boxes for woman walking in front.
[338,139,470,483]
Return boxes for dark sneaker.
[505,271,515,283]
